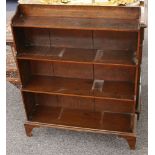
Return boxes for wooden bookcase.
[11,4,146,150]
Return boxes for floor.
[6,2,148,155]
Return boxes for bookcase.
[11,4,145,150]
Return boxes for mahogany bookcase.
[11,4,146,150]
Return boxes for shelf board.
[17,46,136,67]
[17,46,96,64]
[94,50,136,66]
[23,75,94,97]
[30,105,134,133]
[22,75,134,101]
[94,81,135,100]
[12,16,139,32]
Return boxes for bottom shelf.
[29,105,135,134]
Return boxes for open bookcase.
[11,4,146,149]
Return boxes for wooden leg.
[126,136,136,150]
[118,135,136,150]
[136,111,140,120]
[24,124,34,137]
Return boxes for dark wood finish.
[24,103,134,133]
[94,65,136,82]
[35,94,94,111]
[51,29,93,49]
[30,61,54,76]
[22,75,135,101]
[12,5,140,31]
[12,4,146,150]
[119,135,136,150]
[53,62,93,79]
[24,28,50,47]
[17,5,140,19]
[22,92,135,114]
[94,31,138,51]
[17,47,137,67]
[21,75,93,97]
[24,123,39,137]
[24,123,34,137]
[17,60,31,85]
[13,14,140,31]
[95,99,134,113]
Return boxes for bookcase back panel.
[23,28,93,49]
[14,28,138,54]
[59,96,94,110]
[14,28,94,51]
[94,31,138,51]
[50,29,93,49]
[18,59,136,84]
[94,65,136,82]
[30,61,54,76]
[24,28,50,47]
[35,93,58,107]
[95,99,134,113]
[13,28,51,53]
[22,92,94,112]
[22,92,134,119]
[53,62,93,80]
[18,60,93,80]
[35,94,94,111]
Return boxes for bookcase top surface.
[12,4,141,31]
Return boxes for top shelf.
[12,4,141,31]
[12,16,140,31]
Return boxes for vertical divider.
[92,30,95,112]
[51,62,55,76]
[49,29,55,76]
[100,111,104,128]
[92,30,95,81]
[49,29,52,48]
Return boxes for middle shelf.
[17,46,137,67]
[22,75,135,101]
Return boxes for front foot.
[118,135,136,150]
[24,124,34,137]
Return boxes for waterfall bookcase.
[11,4,146,150]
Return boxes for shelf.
[30,105,135,133]
[17,46,96,64]
[12,4,140,32]
[23,75,93,97]
[12,16,140,31]
[22,75,134,101]
[94,50,136,66]
[17,46,136,67]
[94,81,134,100]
